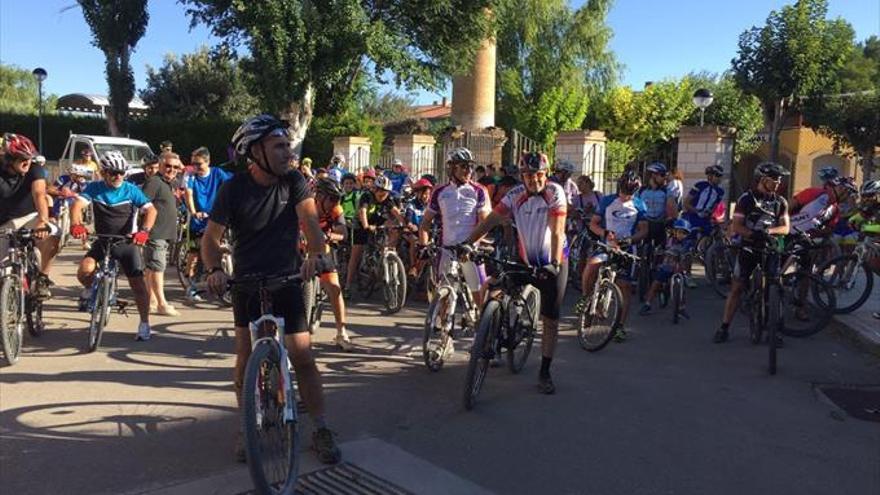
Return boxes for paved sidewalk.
[833,275,880,355]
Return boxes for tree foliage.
[803,88,879,178]
[837,35,880,92]
[731,0,854,161]
[140,47,259,121]
[0,64,58,115]
[78,0,149,136]
[182,0,492,153]
[495,0,617,149]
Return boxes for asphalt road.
[1,250,878,495]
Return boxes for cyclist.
[714,162,790,344]
[202,114,341,464]
[683,165,725,236]
[638,218,695,317]
[418,148,489,312]
[311,178,353,351]
[49,163,92,223]
[464,152,568,395]
[344,174,403,294]
[582,170,649,341]
[0,133,55,298]
[385,158,413,195]
[340,173,361,222]
[551,159,579,206]
[850,179,880,318]
[817,165,839,185]
[405,178,433,277]
[637,162,678,249]
[184,147,232,301]
[327,153,346,183]
[69,151,157,340]
[360,168,377,192]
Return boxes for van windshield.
[94,143,152,164]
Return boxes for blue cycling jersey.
[687,181,724,215]
[636,187,669,220]
[80,180,151,236]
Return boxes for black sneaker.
[34,273,52,300]
[538,374,556,395]
[234,430,246,463]
[613,327,628,343]
[713,327,729,343]
[312,427,341,465]
[774,334,784,348]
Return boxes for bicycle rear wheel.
[576,280,623,352]
[242,342,299,495]
[705,242,734,298]
[87,277,111,352]
[815,254,873,314]
[175,241,193,291]
[303,277,321,334]
[423,286,454,372]
[463,300,501,410]
[25,294,44,337]
[1,276,23,365]
[779,273,835,338]
[507,285,538,374]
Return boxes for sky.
[1,0,877,106]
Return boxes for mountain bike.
[815,234,878,314]
[462,252,540,410]
[567,226,594,292]
[704,233,738,298]
[775,233,836,338]
[574,241,638,352]
[355,225,407,313]
[0,227,50,365]
[233,272,302,495]
[422,244,481,372]
[176,222,234,306]
[740,240,784,375]
[84,234,130,352]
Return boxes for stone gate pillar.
[332,136,372,172]
[555,130,608,192]
[393,134,436,179]
[676,126,735,192]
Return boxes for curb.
[830,315,880,358]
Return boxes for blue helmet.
[817,166,839,183]
[646,162,668,176]
[672,218,692,233]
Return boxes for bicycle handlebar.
[227,272,302,288]
[595,240,641,261]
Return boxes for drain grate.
[295,462,413,495]
[817,385,880,423]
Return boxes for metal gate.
[505,129,544,166]
[434,131,500,183]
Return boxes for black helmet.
[754,161,790,180]
[518,152,549,173]
[341,173,357,183]
[617,169,641,195]
[705,165,724,177]
[231,114,288,159]
[316,177,343,199]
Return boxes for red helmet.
[2,133,38,160]
[362,169,377,179]
[412,178,434,191]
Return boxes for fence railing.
[505,129,544,166]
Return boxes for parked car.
[58,134,154,183]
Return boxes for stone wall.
[676,126,735,193]
[555,130,608,192]
[392,134,436,180]
[332,136,371,172]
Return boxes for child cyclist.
[639,218,696,318]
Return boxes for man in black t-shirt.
[141,153,181,316]
[0,133,56,298]
[714,162,791,344]
[202,114,341,465]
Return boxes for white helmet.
[99,150,129,173]
[375,175,393,192]
[332,153,345,165]
[32,155,46,166]
[68,164,92,177]
[556,160,576,174]
[446,147,474,164]
[231,114,288,158]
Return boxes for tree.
[0,64,58,115]
[495,0,617,149]
[182,0,492,155]
[804,86,880,179]
[838,36,880,92]
[731,0,854,162]
[77,0,149,136]
[140,47,259,121]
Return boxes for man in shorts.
[141,152,181,316]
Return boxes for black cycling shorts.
[532,259,568,320]
[231,280,307,333]
[646,220,667,247]
[352,228,370,246]
[733,248,779,283]
[86,240,144,278]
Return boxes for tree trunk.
[281,83,315,159]
[860,149,876,180]
[768,98,785,164]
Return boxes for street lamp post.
[692,88,714,127]
[32,68,47,151]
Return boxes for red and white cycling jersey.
[494,182,567,266]
[427,180,491,246]
[790,187,839,234]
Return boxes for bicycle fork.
[248,315,297,423]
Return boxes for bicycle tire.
[671,276,682,325]
[383,253,407,314]
[507,285,539,374]
[25,295,44,337]
[705,242,734,299]
[423,286,454,372]
[175,241,192,291]
[779,273,836,338]
[747,271,764,345]
[242,341,299,495]
[303,277,320,334]
[637,252,652,303]
[463,300,501,411]
[87,277,110,352]
[1,276,23,365]
[576,280,623,352]
[768,284,782,375]
[815,254,873,314]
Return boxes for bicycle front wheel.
[25,294,44,337]
[779,273,836,338]
[576,280,623,352]
[507,285,539,374]
[423,286,454,372]
[705,242,734,298]
[242,342,299,495]
[1,276,23,365]
[303,277,321,334]
[87,278,110,352]
[382,253,407,314]
[815,254,873,314]
[463,300,501,410]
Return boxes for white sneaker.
[442,338,455,360]
[135,322,151,341]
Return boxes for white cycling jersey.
[495,182,567,266]
[427,180,490,246]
